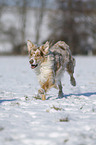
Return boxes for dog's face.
[27,40,49,69]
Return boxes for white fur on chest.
[35,58,53,84]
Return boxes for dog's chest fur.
[34,56,53,85]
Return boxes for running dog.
[27,40,76,100]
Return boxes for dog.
[27,40,76,100]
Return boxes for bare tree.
[21,0,26,45]
[12,0,27,55]
[0,0,5,34]
[35,0,46,45]
[48,0,96,55]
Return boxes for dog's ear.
[27,40,36,52]
[40,41,49,55]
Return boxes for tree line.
[0,0,96,55]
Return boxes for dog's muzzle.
[29,59,38,69]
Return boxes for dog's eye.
[35,53,40,57]
[36,54,39,57]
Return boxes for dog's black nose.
[29,59,34,64]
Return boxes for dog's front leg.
[38,88,46,100]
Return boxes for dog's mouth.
[31,64,38,69]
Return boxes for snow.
[0,56,96,145]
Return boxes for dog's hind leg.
[58,80,64,98]
[66,60,76,86]
[69,73,76,86]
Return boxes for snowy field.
[0,56,96,145]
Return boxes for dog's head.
[27,40,49,69]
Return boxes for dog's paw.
[58,92,64,98]
[37,89,46,100]
[70,77,76,86]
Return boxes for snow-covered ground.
[0,56,96,145]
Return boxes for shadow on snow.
[64,92,96,98]
[47,92,96,100]
[0,92,96,102]
[0,99,17,104]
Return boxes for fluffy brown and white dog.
[27,40,76,100]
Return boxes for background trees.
[0,0,96,55]
[48,0,96,55]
